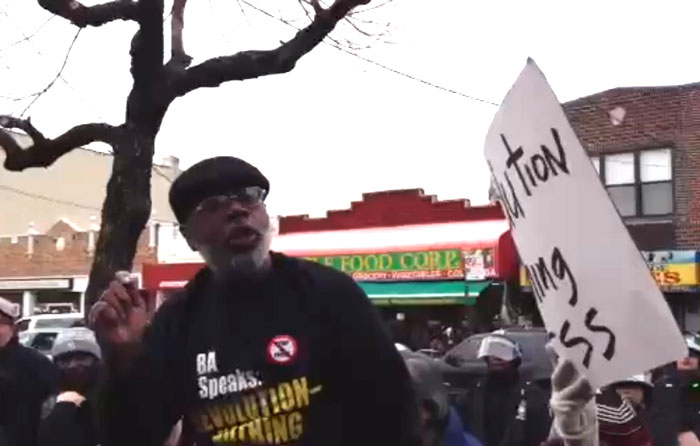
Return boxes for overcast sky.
[2,0,700,218]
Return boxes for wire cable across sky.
[238,0,499,106]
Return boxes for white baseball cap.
[0,296,20,321]
[478,334,523,362]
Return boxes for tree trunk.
[84,127,155,311]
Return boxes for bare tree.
[0,0,371,310]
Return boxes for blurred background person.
[39,327,102,446]
[0,296,57,446]
[402,351,481,446]
[462,333,551,446]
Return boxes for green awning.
[359,280,491,306]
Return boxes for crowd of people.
[1,156,699,446]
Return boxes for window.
[590,148,673,217]
[15,319,29,332]
[31,332,58,353]
[35,316,82,329]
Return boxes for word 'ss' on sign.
[484,59,686,388]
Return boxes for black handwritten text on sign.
[529,246,617,369]
[488,128,570,227]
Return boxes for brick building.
[558,83,700,329]
[0,219,158,315]
[0,131,179,235]
[564,82,700,250]
[0,130,179,315]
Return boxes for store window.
[590,148,673,217]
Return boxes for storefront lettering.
[306,249,464,275]
[650,265,682,285]
[522,261,690,288]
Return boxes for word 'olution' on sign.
[487,128,570,228]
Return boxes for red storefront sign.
[142,230,519,290]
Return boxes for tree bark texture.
[0,0,372,315]
[83,128,155,307]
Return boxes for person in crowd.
[462,333,552,446]
[677,335,700,439]
[0,296,58,446]
[390,313,415,350]
[549,361,657,446]
[38,328,103,446]
[401,351,481,446]
[90,156,421,446]
[646,335,700,445]
[597,376,654,446]
[430,335,448,356]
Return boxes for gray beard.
[201,228,272,277]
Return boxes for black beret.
[169,156,270,224]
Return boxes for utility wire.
[0,15,56,53]
[0,183,102,211]
[238,0,499,106]
[0,181,176,221]
[0,9,106,122]
[20,28,82,117]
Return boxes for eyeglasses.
[192,186,267,215]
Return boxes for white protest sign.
[484,59,686,388]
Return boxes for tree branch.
[37,0,138,27]
[0,116,117,170]
[129,0,164,89]
[168,0,370,98]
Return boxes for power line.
[0,15,55,53]
[0,9,107,122]
[0,183,176,223]
[20,28,82,117]
[238,0,499,106]
[0,183,102,211]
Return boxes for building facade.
[0,130,179,315]
[141,189,522,342]
[0,219,158,316]
[0,131,179,235]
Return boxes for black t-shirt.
[98,253,421,446]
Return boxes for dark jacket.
[0,337,58,446]
[39,399,97,446]
[462,374,552,446]
[97,253,421,446]
[648,366,700,445]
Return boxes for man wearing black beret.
[91,156,421,446]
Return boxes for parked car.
[442,327,552,379]
[15,313,84,332]
[38,303,78,314]
[18,328,63,357]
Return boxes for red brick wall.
[279,188,504,234]
[563,83,700,249]
[0,221,156,278]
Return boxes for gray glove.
[550,360,598,446]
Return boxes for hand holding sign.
[484,59,686,388]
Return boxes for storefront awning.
[359,280,491,306]
[271,220,510,257]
